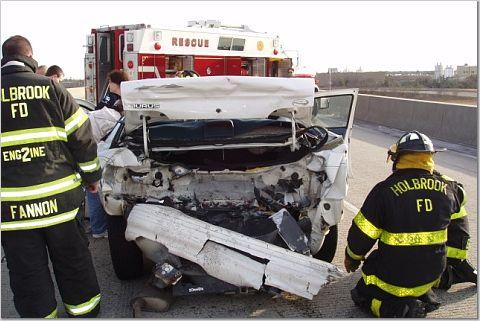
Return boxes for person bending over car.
[87,70,129,238]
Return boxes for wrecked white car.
[98,76,357,306]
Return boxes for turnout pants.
[351,278,440,318]
[1,216,101,318]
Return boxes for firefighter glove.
[344,247,361,273]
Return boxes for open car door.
[313,89,358,144]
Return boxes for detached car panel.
[125,204,344,299]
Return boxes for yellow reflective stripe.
[65,108,89,135]
[446,246,468,260]
[78,157,100,173]
[451,206,467,220]
[362,273,437,297]
[353,211,382,239]
[1,127,67,147]
[441,174,453,181]
[1,173,81,202]
[347,245,364,260]
[44,308,57,318]
[1,208,78,231]
[371,299,382,317]
[64,293,101,316]
[380,229,447,246]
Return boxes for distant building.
[455,64,477,78]
[434,63,444,80]
[444,65,454,78]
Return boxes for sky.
[0,1,477,79]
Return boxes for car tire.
[106,215,144,280]
[313,225,338,263]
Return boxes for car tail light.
[127,61,134,69]
[127,43,134,51]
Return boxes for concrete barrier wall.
[66,88,476,147]
[67,87,85,100]
[355,94,477,147]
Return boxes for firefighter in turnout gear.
[1,36,102,318]
[345,131,477,318]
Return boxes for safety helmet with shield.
[387,130,436,163]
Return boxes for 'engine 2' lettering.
[3,146,46,162]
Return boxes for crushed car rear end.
[98,76,357,301]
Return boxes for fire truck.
[84,20,295,104]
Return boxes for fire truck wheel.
[313,225,338,263]
[107,215,145,280]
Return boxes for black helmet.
[176,70,199,78]
[387,131,436,162]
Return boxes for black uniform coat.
[346,168,462,298]
[1,55,102,231]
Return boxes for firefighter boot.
[437,265,454,290]
[404,300,428,318]
[451,260,478,285]
[381,299,427,318]
[350,287,369,308]
[418,289,441,313]
[437,260,477,290]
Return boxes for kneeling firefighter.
[344,130,477,318]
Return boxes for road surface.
[2,122,477,318]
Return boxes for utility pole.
[329,69,332,90]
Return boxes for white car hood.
[121,76,314,132]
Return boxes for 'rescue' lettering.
[2,146,46,162]
[10,199,58,220]
[171,37,209,48]
[390,178,447,197]
[1,85,50,102]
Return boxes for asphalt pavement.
[1,122,477,318]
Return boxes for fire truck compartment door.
[96,32,113,100]
[121,76,315,133]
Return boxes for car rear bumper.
[125,203,345,299]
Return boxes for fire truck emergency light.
[127,61,134,69]
[154,43,161,50]
[126,32,134,42]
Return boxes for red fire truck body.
[85,21,294,104]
